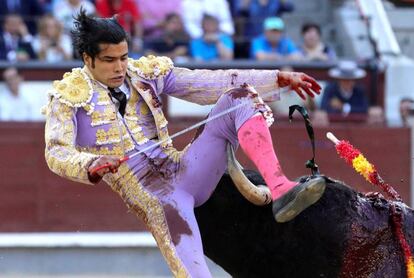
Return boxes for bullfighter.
[44,10,326,277]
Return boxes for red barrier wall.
[0,122,410,232]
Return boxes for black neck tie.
[109,87,127,117]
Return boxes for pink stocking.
[237,115,297,200]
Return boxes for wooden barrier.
[0,122,410,232]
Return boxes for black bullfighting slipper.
[272,176,326,223]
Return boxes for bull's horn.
[227,144,272,206]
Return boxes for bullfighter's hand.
[277,71,322,100]
[88,156,121,183]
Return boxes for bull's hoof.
[273,176,326,223]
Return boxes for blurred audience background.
[1,2,414,277]
[320,61,368,116]
[0,0,412,128]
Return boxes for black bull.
[194,171,414,278]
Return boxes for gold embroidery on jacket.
[135,132,149,145]
[122,86,150,145]
[95,126,121,145]
[45,98,98,185]
[132,85,172,147]
[90,107,116,127]
[152,111,168,129]
[103,165,190,277]
[52,68,95,114]
[128,55,174,80]
[78,137,134,156]
[126,120,142,133]
[96,88,112,105]
[158,128,173,147]
[163,146,188,164]
[125,120,149,145]
[125,86,139,117]
[140,102,150,115]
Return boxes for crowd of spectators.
[0,0,338,62]
[0,0,409,127]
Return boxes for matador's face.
[84,40,128,89]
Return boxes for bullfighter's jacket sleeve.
[162,67,281,105]
[44,96,99,185]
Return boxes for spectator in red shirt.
[96,0,143,55]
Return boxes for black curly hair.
[72,8,129,66]
[301,22,321,35]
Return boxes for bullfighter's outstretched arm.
[162,67,281,105]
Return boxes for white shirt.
[95,80,131,100]
[181,0,234,38]
[0,89,35,121]
[32,34,73,62]
[93,79,131,116]
[117,82,131,99]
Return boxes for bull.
[194,145,414,278]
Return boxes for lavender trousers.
[124,91,270,277]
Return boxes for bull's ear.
[227,144,272,206]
